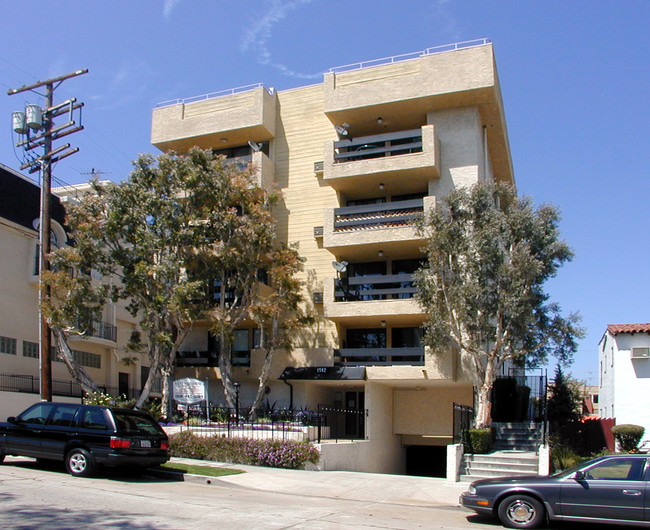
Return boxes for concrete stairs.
[460,450,539,482]
[459,423,544,482]
[492,422,543,452]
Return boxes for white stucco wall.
[599,331,650,441]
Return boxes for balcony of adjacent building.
[323,258,424,323]
[321,125,439,194]
[318,194,435,256]
[151,83,277,153]
[67,319,117,346]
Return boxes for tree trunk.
[218,333,236,408]
[474,356,497,428]
[52,327,101,395]
[134,345,162,409]
[249,349,274,417]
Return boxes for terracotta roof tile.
[607,323,650,335]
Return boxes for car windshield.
[112,411,164,436]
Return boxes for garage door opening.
[405,445,447,477]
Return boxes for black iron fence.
[169,405,368,444]
[0,372,145,401]
[452,402,474,444]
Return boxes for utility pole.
[8,69,88,401]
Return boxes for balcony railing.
[176,350,250,367]
[334,199,423,232]
[334,129,423,164]
[334,347,424,366]
[335,274,416,301]
[75,320,117,342]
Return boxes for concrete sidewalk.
[168,457,469,508]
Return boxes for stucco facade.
[150,40,514,474]
[599,323,650,441]
[0,166,155,419]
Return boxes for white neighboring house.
[599,323,650,441]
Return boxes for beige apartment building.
[0,166,155,417]
[151,39,515,474]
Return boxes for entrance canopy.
[279,366,366,381]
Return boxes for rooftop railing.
[156,83,275,108]
[327,38,491,74]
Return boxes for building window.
[23,341,39,358]
[233,329,251,366]
[0,336,17,355]
[54,349,101,369]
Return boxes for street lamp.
[234,382,241,424]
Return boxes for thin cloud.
[163,0,182,20]
[241,0,321,80]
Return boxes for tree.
[415,181,583,427]
[45,148,301,413]
[547,365,582,444]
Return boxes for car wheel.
[0,447,5,464]
[497,494,545,529]
[65,448,94,478]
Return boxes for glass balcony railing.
[334,274,416,301]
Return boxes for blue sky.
[2,1,649,385]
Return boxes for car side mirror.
[7,416,16,424]
[574,470,586,481]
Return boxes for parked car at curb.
[460,453,650,528]
[0,402,170,477]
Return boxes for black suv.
[0,402,170,477]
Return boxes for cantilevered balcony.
[68,320,117,344]
[335,347,424,366]
[322,126,439,194]
[322,196,434,255]
[324,276,423,324]
[151,84,277,153]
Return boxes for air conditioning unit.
[312,292,323,304]
[631,347,650,359]
[313,161,324,173]
[313,226,324,238]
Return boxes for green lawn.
[160,462,245,478]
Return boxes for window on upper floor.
[22,340,38,358]
[0,336,17,355]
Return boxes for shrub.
[464,428,493,454]
[169,432,320,469]
[551,445,585,472]
[611,424,645,452]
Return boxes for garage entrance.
[405,445,447,477]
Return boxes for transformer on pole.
[8,69,88,401]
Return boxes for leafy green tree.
[45,148,302,412]
[415,181,583,427]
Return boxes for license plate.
[140,440,151,448]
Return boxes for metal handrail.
[156,83,274,108]
[327,38,491,74]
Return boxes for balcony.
[223,150,274,189]
[151,84,277,153]
[69,320,117,344]
[322,196,434,256]
[335,347,424,366]
[334,274,416,301]
[322,126,439,194]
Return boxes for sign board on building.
[173,377,206,404]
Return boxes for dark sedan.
[460,453,650,528]
[0,402,169,477]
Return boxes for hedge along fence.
[169,431,320,469]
